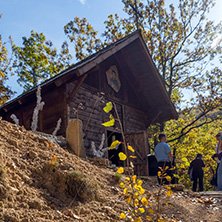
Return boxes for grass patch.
[67,170,98,201]
[113,172,122,182]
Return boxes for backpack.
[210,174,217,186]
[188,167,193,181]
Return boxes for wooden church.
[0,30,178,176]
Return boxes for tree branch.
[168,115,222,143]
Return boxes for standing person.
[189,153,205,192]
[154,133,173,184]
[212,132,222,190]
[216,154,222,191]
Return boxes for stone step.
[201,191,222,198]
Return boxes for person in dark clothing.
[211,132,222,190]
[189,153,205,192]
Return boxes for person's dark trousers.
[216,163,219,177]
[157,161,172,185]
[192,171,204,192]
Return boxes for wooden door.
[125,131,150,176]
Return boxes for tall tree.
[164,114,222,190]
[12,30,72,91]
[0,14,14,106]
[64,0,222,142]
[64,17,103,61]
[120,0,222,106]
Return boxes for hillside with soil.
[0,119,222,222]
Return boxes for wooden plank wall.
[67,82,107,155]
[40,85,66,135]
[125,132,149,176]
[124,105,148,133]
[0,85,66,136]
[2,100,36,130]
[22,101,36,130]
[67,81,149,156]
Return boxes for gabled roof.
[0,30,178,124]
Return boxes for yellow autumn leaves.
[101,114,115,127]
[49,156,57,165]
[119,152,127,161]
[117,167,124,174]
[119,173,173,221]
[101,102,135,164]
[109,140,121,149]
[141,197,148,206]
[101,102,115,127]
[113,142,136,174]
[128,144,134,152]
[103,101,113,113]
[119,213,126,219]
[117,164,174,221]
[109,140,135,155]
[101,102,174,221]
[118,174,154,221]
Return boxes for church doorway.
[107,131,123,166]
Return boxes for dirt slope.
[0,119,222,222]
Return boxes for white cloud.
[79,0,86,5]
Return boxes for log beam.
[67,74,88,104]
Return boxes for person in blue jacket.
[154,133,173,184]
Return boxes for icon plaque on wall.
[106,65,121,93]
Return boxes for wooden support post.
[67,74,88,104]
[149,111,162,125]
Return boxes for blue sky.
[1,0,126,96]
[1,0,222,98]
[1,0,126,46]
